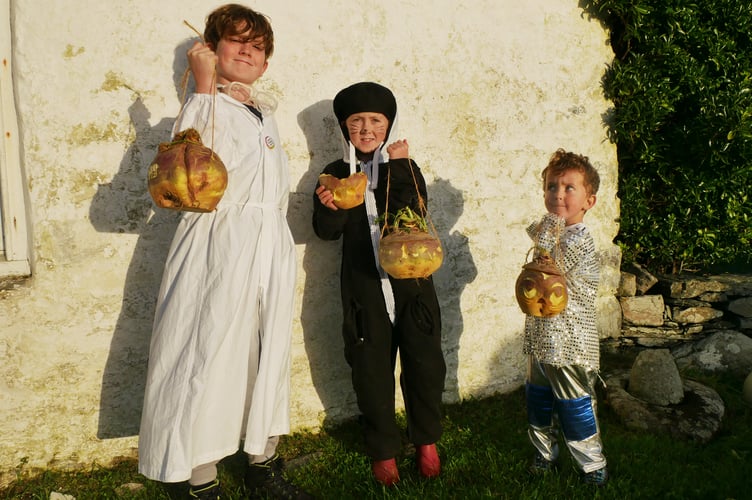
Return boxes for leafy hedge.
[583,0,752,273]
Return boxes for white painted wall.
[0,0,620,483]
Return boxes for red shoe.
[416,444,441,478]
[372,458,400,486]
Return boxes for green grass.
[3,355,751,499]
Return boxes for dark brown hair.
[203,4,274,58]
[541,148,600,195]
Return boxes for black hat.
[333,82,396,140]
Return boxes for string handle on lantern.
[175,20,219,156]
[522,246,535,266]
[381,157,439,239]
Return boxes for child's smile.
[215,31,268,85]
[345,112,389,155]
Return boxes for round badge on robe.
[265,136,275,149]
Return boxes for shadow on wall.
[89,39,195,438]
[291,99,478,424]
[428,178,478,403]
[291,99,358,426]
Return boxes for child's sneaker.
[245,454,313,499]
[528,452,557,475]
[581,466,609,487]
[188,479,222,499]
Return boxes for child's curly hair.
[203,4,274,58]
[541,149,600,195]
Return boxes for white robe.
[138,92,296,482]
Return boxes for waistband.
[220,200,283,210]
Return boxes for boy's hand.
[387,139,409,160]
[315,185,338,211]
[187,41,218,94]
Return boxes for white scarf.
[348,142,396,324]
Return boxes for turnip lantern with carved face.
[378,206,443,279]
[515,253,568,317]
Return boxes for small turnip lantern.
[515,252,568,317]
[318,172,367,209]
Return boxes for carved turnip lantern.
[148,128,228,212]
[318,172,367,209]
[515,253,568,317]
[379,206,443,279]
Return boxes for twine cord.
[381,157,439,239]
[176,20,218,155]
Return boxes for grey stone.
[634,337,676,348]
[664,276,727,299]
[624,262,658,294]
[620,325,701,349]
[673,330,752,377]
[686,325,705,335]
[707,274,752,296]
[621,326,680,338]
[665,297,714,308]
[621,295,665,326]
[728,297,752,318]
[597,296,622,339]
[673,306,724,324]
[598,246,623,296]
[605,371,725,444]
[619,272,637,297]
[698,291,727,303]
[629,349,684,405]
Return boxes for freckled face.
[213,28,268,85]
[544,169,596,225]
[344,112,389,155]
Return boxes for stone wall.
[617,264,752,347]
[0,0,619,483]
[605,268,752,446]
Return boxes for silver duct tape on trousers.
[526,356,607,473]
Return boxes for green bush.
[583,0,752,273]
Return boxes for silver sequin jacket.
[523,213,600,369]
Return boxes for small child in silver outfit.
[522,149,608,486]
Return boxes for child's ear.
[585,194,597,211]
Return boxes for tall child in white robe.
[138,5,311,499]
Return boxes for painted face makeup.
[345,112,389,155]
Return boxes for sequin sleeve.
[526,213,566,263]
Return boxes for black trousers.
[342,278,446,460]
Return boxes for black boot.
[245,454,313,499]
[188,479,222,499]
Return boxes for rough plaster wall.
[0,0,619,482]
